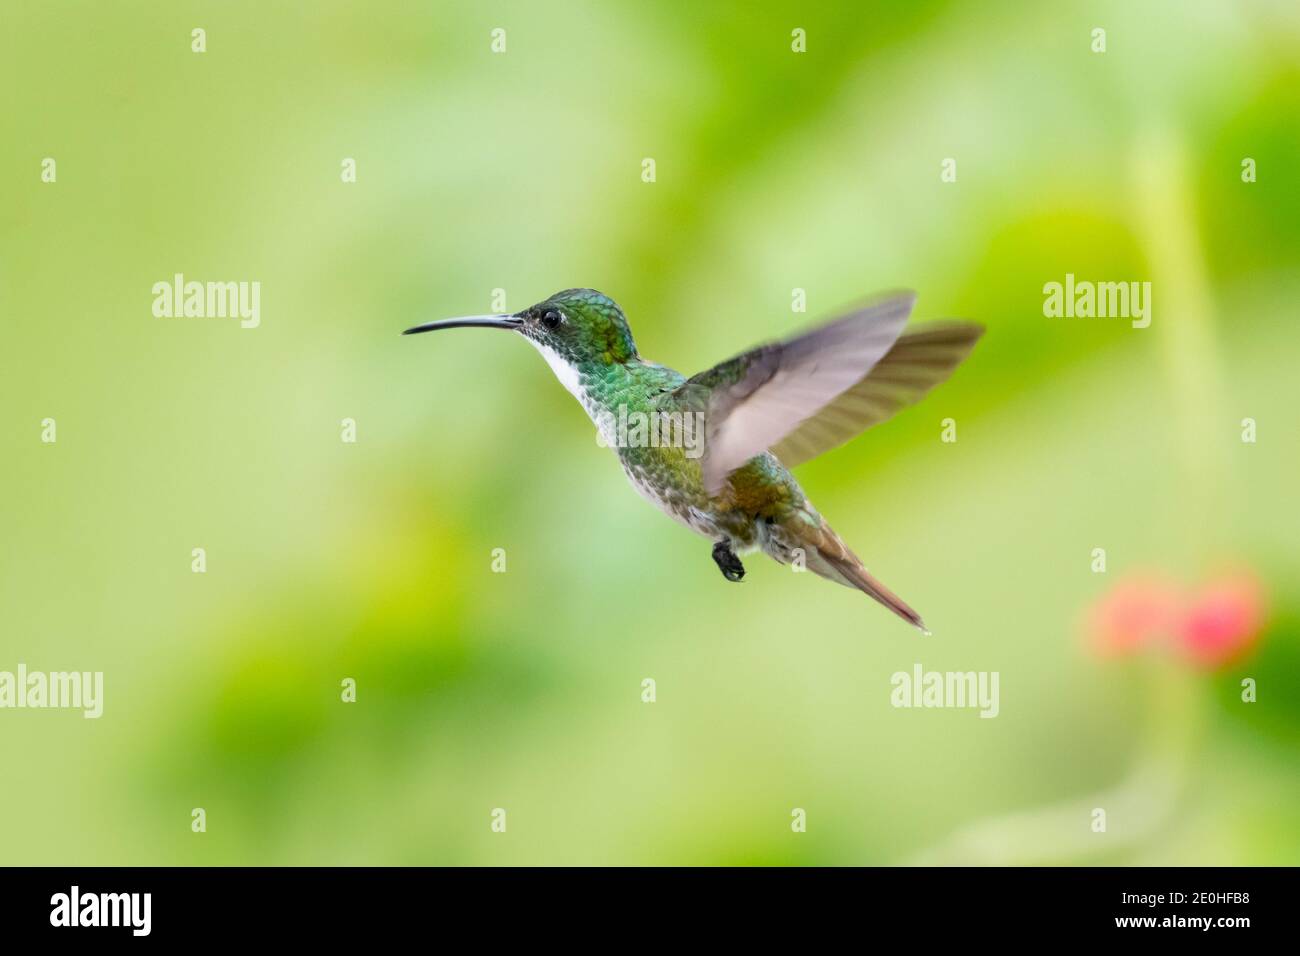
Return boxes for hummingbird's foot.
[712,540,745,582]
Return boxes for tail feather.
[821,547,930,635]
[784,516,929,633]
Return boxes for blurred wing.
[679,292,917,495]
[768,320,985,468]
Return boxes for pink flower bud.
[1177,575,1267,669]
[1086,575,1181,658]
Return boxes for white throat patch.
[524,338,620,445]
[525,338,584,401]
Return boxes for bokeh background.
[2,0,1298,865]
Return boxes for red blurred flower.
[1085,569,1269,669]
[1086,575,1181,658]
[1176,574,1267,669]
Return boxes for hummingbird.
[404,289,982,633]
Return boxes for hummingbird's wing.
[768,320,985,469]
[676,291,916,496]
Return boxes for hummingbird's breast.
[617,444,732,539]
[534,351,801,547]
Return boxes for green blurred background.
[2,0,1298,865]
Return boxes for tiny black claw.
[712,540,745,582]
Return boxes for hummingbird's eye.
[541,309,562,330]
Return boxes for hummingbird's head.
[516,289,638,367]
[403,288,638,370]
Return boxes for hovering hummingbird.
[404,289,982,632]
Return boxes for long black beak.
[402,314,523,335]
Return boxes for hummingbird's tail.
[773,513,929,634]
